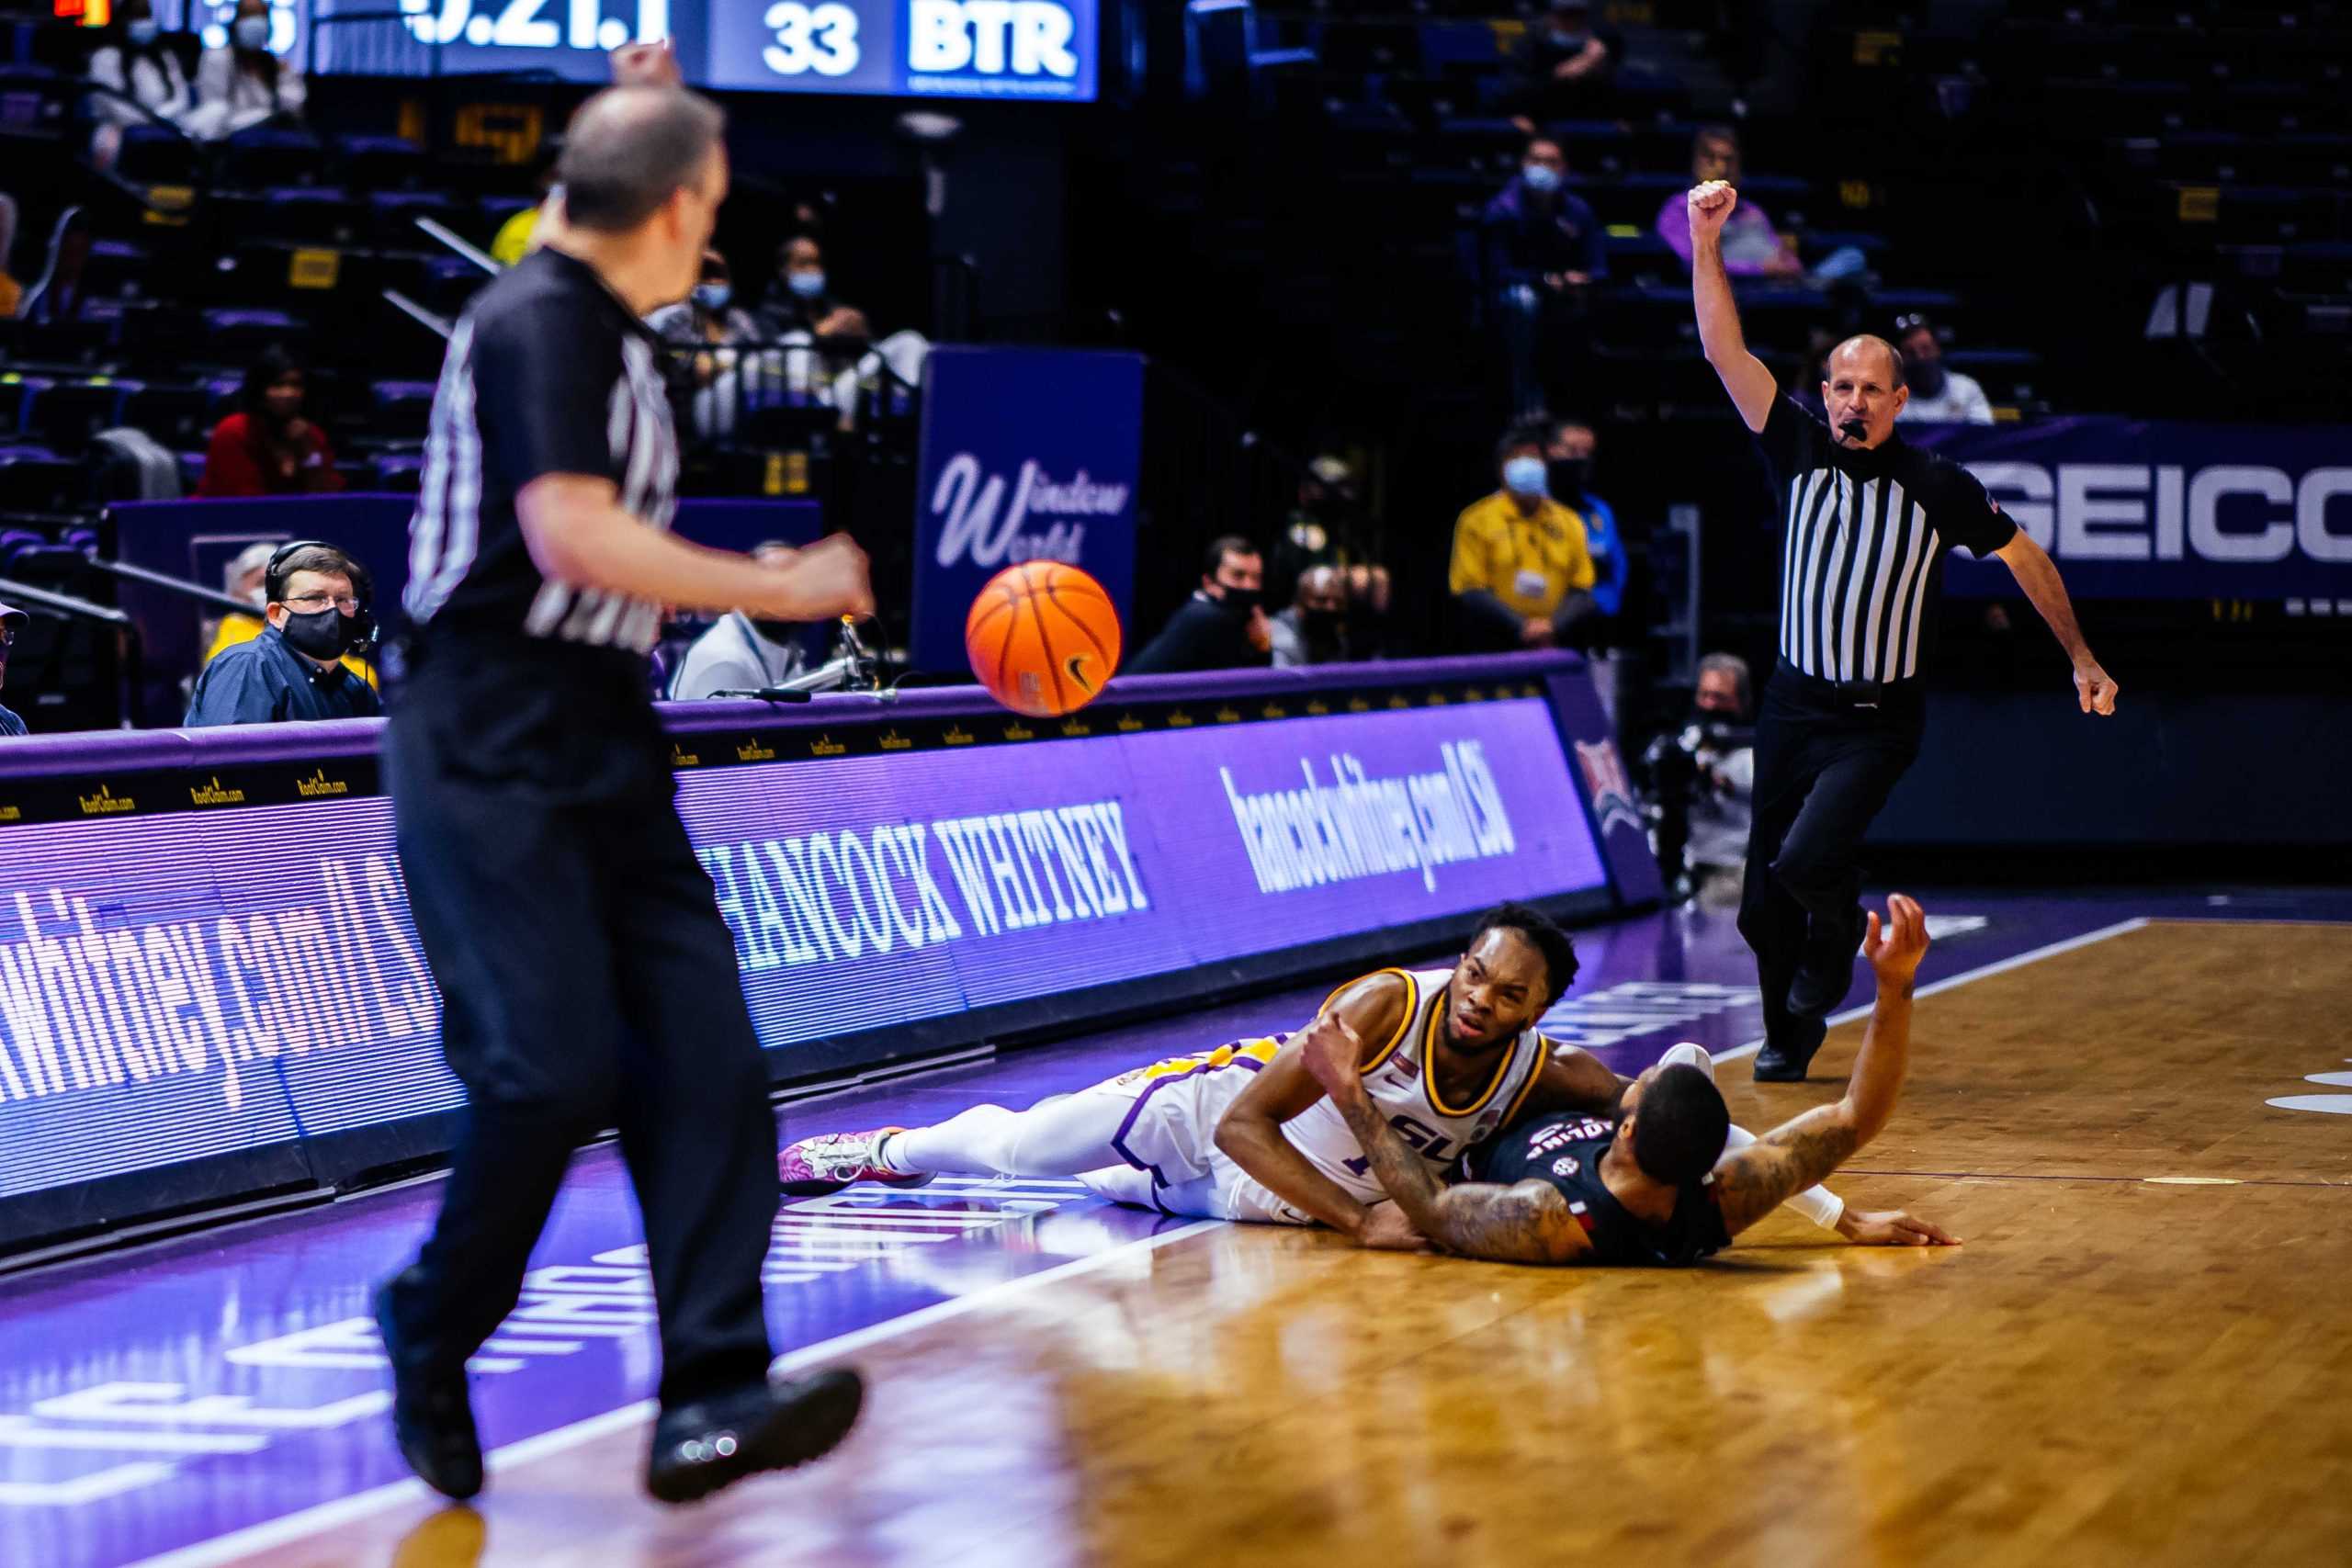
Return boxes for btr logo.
[909,0,1080,78]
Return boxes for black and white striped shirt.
[396,247,680,800]
[1758,395,2014,682]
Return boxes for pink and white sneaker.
[778,1129,934,1198]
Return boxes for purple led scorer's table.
[0,653,1640,1257]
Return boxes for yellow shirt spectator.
[1448,490,1596,619]
[489,205,539,267]
[203,615,378,687]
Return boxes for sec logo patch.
[1552,1156,1580,1178]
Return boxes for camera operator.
[1640,653,1753,907]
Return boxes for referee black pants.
[1737,662,1925,1047]
[380,734,778,1412]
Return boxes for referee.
[1686,178,2119,1081]
[374,85,873,1504]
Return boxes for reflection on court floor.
[2,890,2347,1568]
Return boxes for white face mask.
[128,17,161,44]
[232,14,270,51]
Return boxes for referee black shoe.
[1752,1014,1827,1083]
[372,1276,484,1501]
[646,1368,865,1506]
[1785,905,1870,1021]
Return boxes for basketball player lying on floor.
[779,902,1950,1250]
[1300,893,1951,1265]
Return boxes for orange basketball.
[966,562,1124,717]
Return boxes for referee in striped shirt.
[375,85,872,1504]
[1686,178,2119,1080]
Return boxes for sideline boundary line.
[126,1220,1220,1568]
[1711,918,2149,1066]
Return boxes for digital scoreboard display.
[303,0,1101,100]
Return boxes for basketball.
[966,561,1124,717]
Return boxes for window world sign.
[0,667,1607,1249]
[310,0,1101,100]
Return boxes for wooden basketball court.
[221,919,2352,1568]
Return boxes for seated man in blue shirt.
[186,543,382,727]
[0,602,28,737]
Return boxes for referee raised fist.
[1687,179,1739,240]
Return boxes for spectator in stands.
[1127,536,1272,674]
[670,542,810,698]
[1503,1,1621,131]
[202,537,375,687]
[1657,127,1801,279]
[1270,455,1392,641]
[1267,565,1352,669]
[186,543,380,725]
[188,0,305,142]
[88,0,195,163]
[1449,423,1596,652]
[1893,312,1996,424]
[0,195,18,318]
[491,151,560,268]
[1547,418,1626,641]
[1485,138,1605,419]
[756,235,862,341]
[0,602,28,737]
[198,346,344,498]
[649,249,763,437]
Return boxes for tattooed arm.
[1295,1015,1593,1264]
[1715,894,1930,1237]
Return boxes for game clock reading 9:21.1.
[310,0,1097,99]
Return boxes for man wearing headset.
[185,540,381,726]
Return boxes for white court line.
[126,1219,1220,1568]
[1711,918,2150,1066]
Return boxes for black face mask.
[1907,359,1947,398]
[1548,457,1591,497]
[1216,585,1263,620]
[281,606,353,661]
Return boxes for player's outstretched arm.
[1213,973,1411,1243]
[1295,1016,1592,1265]
[1508,1044,1632,1127]
[1687,181,1777,434]
[1715,895,1930,1237]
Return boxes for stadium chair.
[335,134,428,192]
[117,383,218,452]
[0,449,84,513]
[369,189,470,248]
[199,309,310,363]
[250,187,366,247]
[76,240,150,303]
[372,454,426,493]
[175,452,205,492]
[0,380,26,434]
[113,121,198,185]
[368,381,438,442]
[20,378,127,455]
[214,127,324,189]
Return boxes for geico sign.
[910,0,1078,76]
[1969,462,2352,563]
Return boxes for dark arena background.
[0,2,2348,1564]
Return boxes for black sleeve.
[1125,605,1210,674]
[470,298,625,491]
[1922,457,2018,558]
[1755,392,1823,485]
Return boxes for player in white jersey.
[780,903,1597,1247]
[779,903,1884,1247]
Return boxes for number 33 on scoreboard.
[763,1,861,76]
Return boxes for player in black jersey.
[1300,893,1953,1265]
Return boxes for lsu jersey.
[1074,966,1549,1224]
